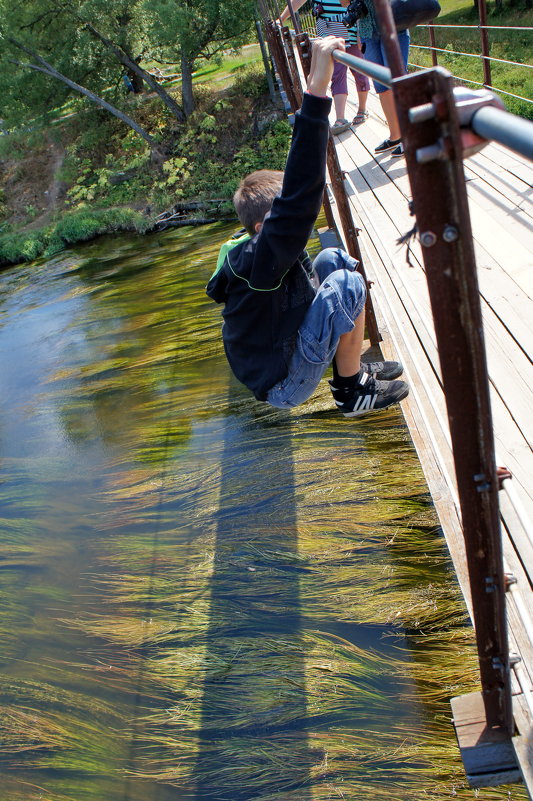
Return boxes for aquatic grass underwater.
[0,223,527,800]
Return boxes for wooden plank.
[512,697,533,801]
[501,491,533,590]
[491,387,533,513]
[339,122,533,458]
[466,173,533,255]
[451,692,521,787]
[342,116,533,347]
[465,157,533,222]
[480,140,533,187]
[468,192,533,295]
[343,139,533,449]
[474,240,533,355]
[334,188,477,606]
[467,150,533,200]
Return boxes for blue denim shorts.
[266,248,366,410]
[361,29,410,94]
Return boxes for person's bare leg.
[334,310,365,376]
[333,92,348,121]
[356,89,368,113]
[379,89,400,140]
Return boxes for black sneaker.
[329,372,409,417]
[375,137,401,153]
[391,143,404,158]
[361,360,403,380]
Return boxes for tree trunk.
[82,22,185,121]
[128,67,144,93]
[181,54,195,118]
[8,38,155,146]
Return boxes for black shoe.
[329,372,409,417]
[375,137,401,153]
[361,360,403,380]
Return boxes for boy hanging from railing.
[206,37,408,417]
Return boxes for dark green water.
[0,224,526,801]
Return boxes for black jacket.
[206,92,332,400]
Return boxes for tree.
[0,0,184,148]
[80,19,185,121]
[0,0,139,127]
[145,0,256,117]
[5,33,155,144]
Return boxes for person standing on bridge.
[206,37,408,417]
[279,0,370,134]
[344,0,410,157]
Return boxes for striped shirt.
[314,0,358,45]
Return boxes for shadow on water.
[195,392,314,800]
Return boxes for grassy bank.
[409,0,533,118]
[0,53,290,267]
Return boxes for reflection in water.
[0,225,526,801]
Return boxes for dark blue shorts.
[361,30,410,94]
[267,248,366,409]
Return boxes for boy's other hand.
[307,36,345,98]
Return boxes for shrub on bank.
[0,208,151,267]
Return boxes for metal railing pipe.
[472,106,533,161]
[332,49,392,87]
[417,23,533,30]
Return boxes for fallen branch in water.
[149,199,234,231]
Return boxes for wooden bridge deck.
[327,84,533,792]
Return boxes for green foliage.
[0,208,151,266]
[0,230,48,264]
[150,115,290,207]
[0,188,7,220]
[231,63,270,98]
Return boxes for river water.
[0,224,526,801]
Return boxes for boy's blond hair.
[233,169,284,235]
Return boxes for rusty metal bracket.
[497,466,513,489]
[410,86,506,161]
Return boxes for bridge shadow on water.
[194,388,316,800]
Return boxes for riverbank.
[0,60,290,267]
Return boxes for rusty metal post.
[256,18,277,103]
[298,32,337,231]
[428,23,438,67]
[264,18,301,112]
[282,25,304,105]
[326,139,381,344]
[478,0,493,88]
[393,66,512,731]
[286,0,303,33]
